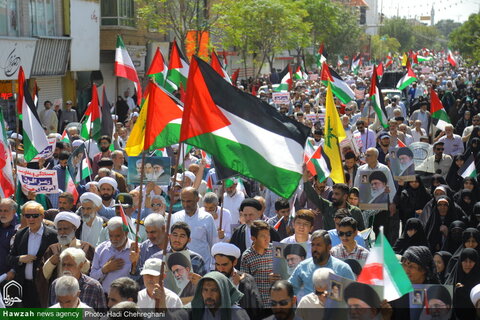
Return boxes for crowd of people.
[1,55,480,320]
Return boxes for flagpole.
[336,137,347,183]
[130,150,146,275]
[219,181,225,234]
[13,86,20,201]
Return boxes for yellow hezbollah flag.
[125,94,149,156]
[324,82,346,183]
[401,53,408,66]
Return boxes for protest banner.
[164,251,195,299]
[272,92,290,105]
[390,147,416,182]
[17,167,59,194]
[127,156,171,185]
[32,137,56,161]
[308,74,319,81]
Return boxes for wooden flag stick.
[130,150,146,274]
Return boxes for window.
[101,0,135,27]
[29,0,56,36]
[0,0,19,36]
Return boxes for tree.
[371,35,401,61]
[412,25,443,51]
[380,18,414,51]
[450,13,480,62]
[435,19,461,39]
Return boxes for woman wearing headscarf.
[420,185,465,226]
[446,228,480,276]
[442,220,467,254]
[455,110,472,135]
[425,196,460,252]
[445,248,480,319]
[393,218,428,255]
[395,176,432,226]
[430,175,447,195]
[446,154,467,192]
[455,177,479,204]
[433,251,453,284]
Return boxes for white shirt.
[223,191,245,224]
[137,287,183,309]
[26,224,44,280]
[50,301,91,308]
[80,215,104,246]
[411,128,427,142]
[171,209,217,268]
[206,206,232,243]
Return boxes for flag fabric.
[274,216,284,231]
[305,140,331,183]
[273,65,292,92]
[396,66,417,90]
[211,50,231,84]
[397,137,406,148]
[293,66,307,80]
[147,47,168,86]
[315,43,327,67]
[80,84,102,141]
[125,82,183,156]
[370,66,389,129]
[60,129,70,144]
[100,85,114,138]
[17,67,49,162]
[65,169,79,204]
[458,155,477,178]
[320,62,355,103]
[337,55,343,68]
[430,87,451,131]
[385,54,393,68]
[351,54,361,74]
[115,35,142,105]
[358,229,413,301]
[231,68,240,86]
[447,49,457,67]
[418,55,433,62]
[401,53,408,66]
[376,63,384,77]
[16,67,25,117]
[0,109,14,198]
[206,174,214,192]
[118,202,133,233]
[165,40,190,93]
[180,56,310,198]
[324,82,347,183]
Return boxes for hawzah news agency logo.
[3,280,22,307]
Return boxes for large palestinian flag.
[165,40,189,94]
[396,66,417,90]
[370,66,389,128]
[180,56,310,198]
[320,62,355,103]
[147,47,168,87]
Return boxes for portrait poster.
[127,156,171,185]
[67,144,89,183]
[358,170,389,210]
[408,284,453,320]
[389,147,416,182]
[164,251,195,300]
[409,142,433,168]
[272,242,309,280]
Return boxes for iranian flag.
[447,49,457,67]
[304,140,331,183]
[147,47,168,87]
[211,49,231,84]
[358,229,413,301]
[115,35,142,105]
[370,66,389,128]
[125,82,183,156]
[0,109,14,198]
[180,56,310,198]
[165,40,189,94]
[80,84,102,141]
[273,65,292,92]
[396,66,417,90]
[320,62,355,103]
[65,169,79,204]
[430,88,451,131]
[17,67,50,162]
[458,155,477,178]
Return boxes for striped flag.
[458,155,477,178]
[351,54,361,74]
[273,65,292,92]
[80,84,102,141]
[147,47,168,86]
[304,140,330,182]
[65,169,79,204]
[211,49,231,84]
[447,49,457,67]
[115,35,142,105]
[0,109,14,198]
[320,62,355,103]
[370,66,389,129]
[165,40,190,94]
[430,88,451,131]
[396,66,417,90]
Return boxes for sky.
[380,0,479,23]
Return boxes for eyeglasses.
[315,290,327,296]
[152,203,162,207]
[338,231,353,238]
[24,214,40,219]
[271,299,290,307]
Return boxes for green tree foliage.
[371,35,401,61]
[411,25,442,51]
[379,18,414,51]
[435,19,461,38]
[450,13,480,62]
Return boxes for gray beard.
[58,232,75,245]
[175,277,189,291]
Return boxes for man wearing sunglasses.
[6,201,58,307]
[417,141,453,178]
[267,280,299,320]
[330,217,369,266]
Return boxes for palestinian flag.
[211,50,231,84]
[458,155,477,178]
[370,66,389,129]
[351,54,361,74]
[17,67,49,162]
[60,129,70,144]
[152,148,168,157]
[396,66,417,90]
[430,87,451,131]
[418,55,433,62]
[315,43,327,67]
[65,169,79,204]
[376,63,384,77]
[100,85,114,139]
[206,174,214,192]
[358,228,413,301]
[293,66,307,80]
[118,202,134,233]
[447,49,457,67]
[304,140,330,182]
[147,47,168,87]
[273,65,292,92]
[180,56,310,198]
[201,150,212,168]
[80,84,102,141]
[165,40,189,93]
[115,35,142,105]
[320,62,355,103]
[385,54,393,68]
[125,82,183,156]
[231,68,240,86]
[0,109,14,198]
